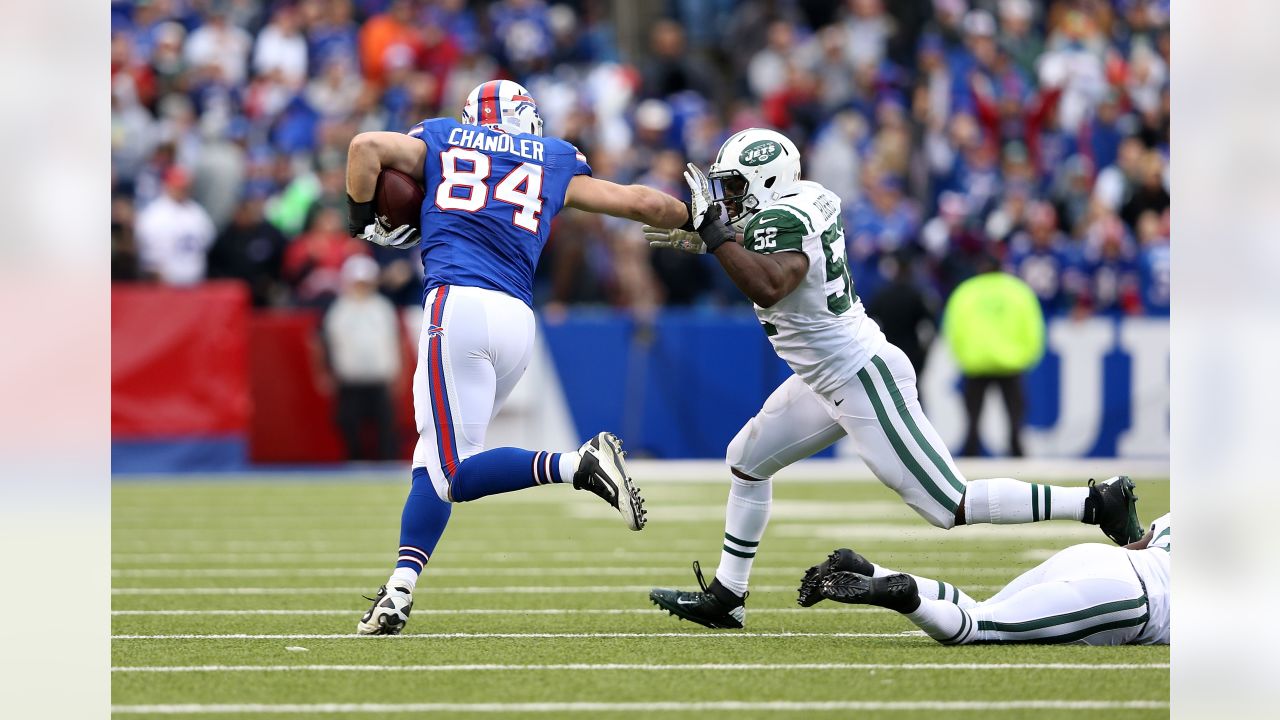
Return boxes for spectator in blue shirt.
[846,174,921,303]
[1135,209,1170,316]
[1079,214,1142,317]
[1005,201,1078,316]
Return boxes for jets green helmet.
[708,128,801,230]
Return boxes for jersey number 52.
[434,147,544,233]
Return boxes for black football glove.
[347,194,375,237]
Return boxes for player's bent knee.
[725,423,752,471]
[726,422,772,481]
[913,503,958,530]
[726,446,767,480]
[412,464,457,503]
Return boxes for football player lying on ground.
[646,128,1143,629]
[797,513,1170,646]
[345,80,699,635]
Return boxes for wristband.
[347,194,375,236]
[679,201,696,231]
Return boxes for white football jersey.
[740,181,885,394]
[1128,512,1170,645]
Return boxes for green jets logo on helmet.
[740,140,781,166]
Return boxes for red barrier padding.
[246,309,417,463]
[247,310,347,463]
[112,281,251,437]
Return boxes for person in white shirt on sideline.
[323,255,403,460]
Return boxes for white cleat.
[356,582,413,635]
[573,431,647,530]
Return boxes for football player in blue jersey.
[345,80,699,634]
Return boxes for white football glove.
[360,219,420,250]
[683,162,715,229]
[644,225,705,254]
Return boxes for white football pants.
[727,343,966,528]
[411,285,535,501]
[920,542,1156,645]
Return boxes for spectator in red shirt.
[283,205,369,307]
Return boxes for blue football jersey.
[408,117,591,306]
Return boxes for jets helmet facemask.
[707,128,802,231]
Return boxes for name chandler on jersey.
[446,127,545,162]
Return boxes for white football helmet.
[461,79,544,137]
[708,128,801,230]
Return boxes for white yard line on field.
[111,549,1043,563]
[110,700,1170,714]
[111,662,1170,673]
[111,631,926,640]
[110,584,1003,595]
[111,566,1017,578]
[111,608,884,616]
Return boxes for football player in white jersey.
[646,128,1143,629]
[798,513,1170,646]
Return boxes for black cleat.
[649,561,746,629]
[1083,475,1143,545]
[574,432,646,530]
[820,572,920,613]
[797,548,875,607]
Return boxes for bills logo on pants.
[413,285,536,502]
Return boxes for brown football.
[374,168,425,231]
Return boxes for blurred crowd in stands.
[111,0,1170,321]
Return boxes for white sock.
[906,573,977,609]
[963,478,1089,524]
[558,451,580,483]
[714,475,772,596]
[870,564,976,609]
[389,567,419,591]
[906,599,975,645]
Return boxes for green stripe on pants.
[869,357,967,495]
[1032,483,1040,521]
[1045,484,1052,520]
[991,613,1150,645]
[856,367,958,514]
[977,595,1147,634]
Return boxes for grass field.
[112,471,1169,718]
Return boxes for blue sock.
[448,447,566,502]
[396,467,453,573]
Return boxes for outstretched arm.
[346,131,427,203]
[564,175,692,229]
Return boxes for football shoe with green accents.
[650,561,746,629]
[1083,475,1144,545]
